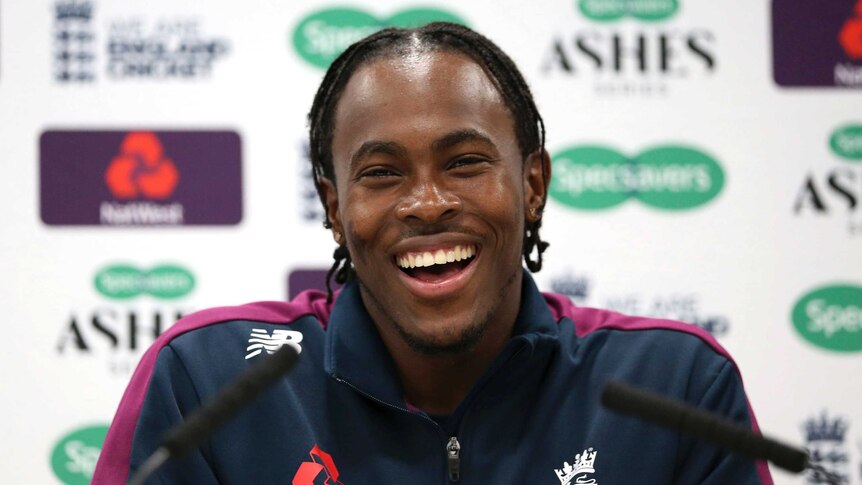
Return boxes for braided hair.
[307,22,550,302]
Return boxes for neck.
[363,275,523,416]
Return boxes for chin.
[395,316,490,356]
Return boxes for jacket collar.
[324,271,559,409]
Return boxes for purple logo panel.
[40,130,242,225]
[772,0,862,87]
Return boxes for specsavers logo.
[549,144,724,210]
[94,264,194,299]
[578,0,678,22]
[792,284,862,352]
[292,7,467,69]
[50,424,109,485]
[830,123,862,161]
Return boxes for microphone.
[600,380,842,484]
[127,345,301,485]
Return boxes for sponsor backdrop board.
[0,0,860,483]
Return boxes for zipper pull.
[446,436,461,482]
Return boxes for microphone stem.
[127,447,169,485]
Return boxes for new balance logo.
[554,447,598,485]
[245,328,303,359]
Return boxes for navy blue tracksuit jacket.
[94,273,772,484]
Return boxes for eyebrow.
[431,129,496,152]
[350,141,407,173]
[350,129,497,172]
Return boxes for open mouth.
[395,244,478,284]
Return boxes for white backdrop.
[0,1,860,484]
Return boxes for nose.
[395,178,462,224]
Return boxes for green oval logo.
[146,265,196,299]
[829,124,862,161]
[292,7,468,69]
[50,424,109,485]
[94,264,195,299]
[792,284,862,352]
[387,8,465,28]
[634,145,725,210]
[550,145,632,209]
[578,0,679,22]
[94,264,142,299]
[549,144,724,211]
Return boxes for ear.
[319,177,344,244]
[524,149,551,222]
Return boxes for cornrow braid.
[307,22,550,301]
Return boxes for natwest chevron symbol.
[839,0,862,59]
[104,132,179,199]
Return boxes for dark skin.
[321,50,550,415]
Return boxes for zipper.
[446,436,461,482]
[331,375,459,482]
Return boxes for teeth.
[396,244,477,269]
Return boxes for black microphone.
[600,381,808,472]
[127,345,301,485]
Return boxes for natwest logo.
[105,132,179,199]
[544,0,716,96]
[292,7,467,69]
[549,144,724,211]
[839,1,862,59]
[40,130,242,226]
[773,0,862,87]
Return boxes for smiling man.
[95,23,772,484]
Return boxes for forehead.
[331,50,515,156]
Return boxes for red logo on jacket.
[293,444,344,485]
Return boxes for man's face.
[324,50,546,354]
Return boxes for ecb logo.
[801,411,852,484]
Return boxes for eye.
[448,156,494,176]
[449,156,487,169]
[359,166,398,178]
